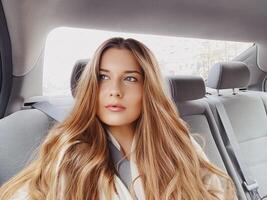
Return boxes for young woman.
[0,37,236,200]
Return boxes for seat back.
[206,61,267,197]
[167,75,245,199]
[0,59,90,186]
[0,109,54,185]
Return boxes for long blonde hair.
[0,37,235,200]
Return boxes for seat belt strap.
[210,97,262,200]
[32,101,73,122]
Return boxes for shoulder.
[10,184,29,200]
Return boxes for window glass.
[43,27,252,96]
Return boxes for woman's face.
[97,48,144,128]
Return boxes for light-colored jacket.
[10,134,234,200]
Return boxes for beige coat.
[10,134,235,200]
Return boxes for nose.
[110,90,122,97]
[109,81,123,98]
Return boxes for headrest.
[206,61,250,89]
[70,59,89,97]
[166,75,206,102]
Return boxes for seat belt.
[259,94,267,114]
[23,96,75,122]
[108,139,132,190]
[209,96,262,200]
[32,101,71,122]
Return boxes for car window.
[43,27,252,96]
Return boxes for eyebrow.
[99,68,142,75]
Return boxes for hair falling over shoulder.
[0,37,236,200]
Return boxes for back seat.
[167,75,226,169]
[167,75,245,199]
[0,60,84,185]
[0,108,54,185]
[206,61,267,199]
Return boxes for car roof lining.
[2,0,267,75]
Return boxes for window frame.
[0,1,13,118]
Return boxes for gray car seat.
[206,61,267,199]
[0,59,84,187]
[167,75,245,199]
[0,108,54,185]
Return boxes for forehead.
[100,48,141,72]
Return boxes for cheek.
[97,88,105,113]
[98,84,107,103]
[126,87,143,110]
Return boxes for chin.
[101,117,136,127]
[103,122,128,127]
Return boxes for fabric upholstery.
[207,61,250,89]
[167,75,206,102]
[70,59,89,97]
[0,109,54,185]
[207,91,267,197]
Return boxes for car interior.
[0,0,267,199]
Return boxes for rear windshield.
[43,27,252,96]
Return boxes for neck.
[108,124,135,158]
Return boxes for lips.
[105,104,126,112]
